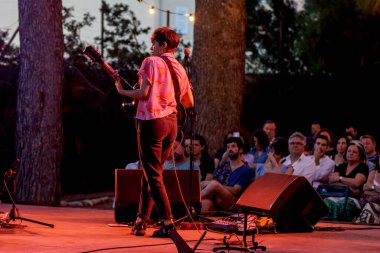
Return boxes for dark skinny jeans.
[136,113,177,221]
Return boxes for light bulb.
[149,6,155,14]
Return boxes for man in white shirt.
[281,132,315,184]
[310,135,335,188]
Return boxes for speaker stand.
[212,211,266,253]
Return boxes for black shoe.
[152,224,174,238]
[131,222,146,236]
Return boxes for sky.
[0,0,194,47]
[0,1,145,45]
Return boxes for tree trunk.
[192,0,246,155]
[16,0,64,205]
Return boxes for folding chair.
[316,184,349,220]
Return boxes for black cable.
[81,238,218,253]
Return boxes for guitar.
[82,45,137,108]
[82,45,187,130]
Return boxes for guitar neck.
[100,61,116,78]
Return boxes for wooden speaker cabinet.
[236,173,328,232]
[114,169,201,223]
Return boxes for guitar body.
[177,103,187,130]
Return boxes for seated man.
[201,137,253,213]
[280,131,315,184]
[164,140,200,170]
[125,141,200,170]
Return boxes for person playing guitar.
[112,27,199,252]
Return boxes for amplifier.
[114,169,201,223]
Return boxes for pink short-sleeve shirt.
[136,53,191,120]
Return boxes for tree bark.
[16,0,64,205]
[192,0,246,154]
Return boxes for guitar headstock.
[83,45,103,64]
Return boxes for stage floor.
[1,203,379,253]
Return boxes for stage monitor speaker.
[236,173,328,233]
[114,169,201,223]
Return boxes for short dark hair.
[151,27,179,50]
[316,134,330,145]
[271,137,289,157]
[226,137,244,149]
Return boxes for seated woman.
[324,140,369,221]
[354,157,380,224]
[255,137,289,177]
[330,135,350,166]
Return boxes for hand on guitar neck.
[82,45,138,108]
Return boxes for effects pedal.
[210,219,238,232]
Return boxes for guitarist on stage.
[113,27,194,242]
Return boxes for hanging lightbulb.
[149,6,155,14]
[188,13,194,22]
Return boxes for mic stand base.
[9,206,54,228]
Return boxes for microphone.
[184,48,191,64]
[5,159,20,180]
[12,159,21,170]
[184,48,191,75]
[184,48,191,56]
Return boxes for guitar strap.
[160,56,181,107]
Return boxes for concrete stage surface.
[1,203,379,253]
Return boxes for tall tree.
[16,0,64,205]
[192,0,246,153]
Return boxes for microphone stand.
[184,52,198,221]
[2,159,54,228]
[178,51,211,225]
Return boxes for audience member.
[318,127,336,157]
[360,134,377,171]
[330,135,350,166]
[216,131,254,168]
[255,137,289,177]
[305,122,321,155]
[345,124,359,140]
[164,140,200,170]
[310,135,335,188]
[184,134,214,182]
[262,120,277,145]
[249,129,270,168]
[201,137,253,213]
[126,160,140,170]
[280,131,315,183]
[355,162,380,224]
[240,133,255,167]
[213,130,234,168]
[325,140,369,220]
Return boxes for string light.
[149,6,155,14]
[137,0,195,23]
[187,13,195,22]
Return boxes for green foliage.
[96,1,190,81]
[63,6,95,66]
[246,0,300,74]
[295,0,380,74]
[247,0,380,75]
[95,0,150,82]
[0,30,19,66]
